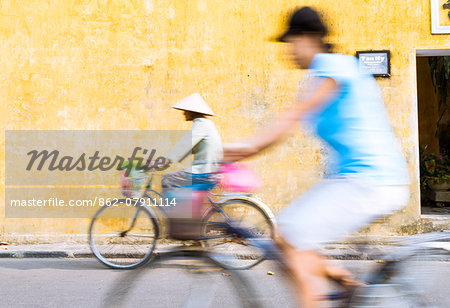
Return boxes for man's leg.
[323,261,365,289]
[277,235,362,308]
[162,170,190,196]
[277,236,328,308]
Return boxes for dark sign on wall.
[356,50,391,77]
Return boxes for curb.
[0,251,69,258]
[1,249,449,261]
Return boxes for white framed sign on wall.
[431,0,450,34]
[356,50,391,77]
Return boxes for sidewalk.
[0,234,448,260]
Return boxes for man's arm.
[165,120,205,163]
[224,77,338,161]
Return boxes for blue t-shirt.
[303,53,410,185]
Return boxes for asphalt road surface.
[0,258,448,307]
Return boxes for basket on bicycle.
[119,161,148,198]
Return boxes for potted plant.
[420,152,450,191]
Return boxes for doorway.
[416,51,450,215]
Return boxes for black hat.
[275,7,327,42]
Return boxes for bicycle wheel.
[101,252,266,308]
[202,198,275,270]
[348,246,448,307]
[89,200,160,269]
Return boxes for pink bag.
[219,163,263,192]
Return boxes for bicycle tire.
[101,252,264,308]
[202,198,275,270]
[89,200,160,269]
[348,247,447,308]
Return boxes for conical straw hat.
[172,93,215,116]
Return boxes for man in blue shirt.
[224,7,410,308]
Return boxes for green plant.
[420,150,450,190]
[428,56,450,138]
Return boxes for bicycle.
[223,226,450,307]
[88,167,276,270]
[89,167,449,307]
[98,216,449,308]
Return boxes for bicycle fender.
[212,196,277,225]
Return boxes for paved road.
[0,258,448,307]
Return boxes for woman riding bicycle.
[155,93,223,239]
[224,7,410,308]
[160,93,223,194]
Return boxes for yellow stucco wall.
[1,0,450,241]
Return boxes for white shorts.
[277,178,409,251]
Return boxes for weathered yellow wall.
[1,0,450,241]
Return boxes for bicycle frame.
[91,165,274,270]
